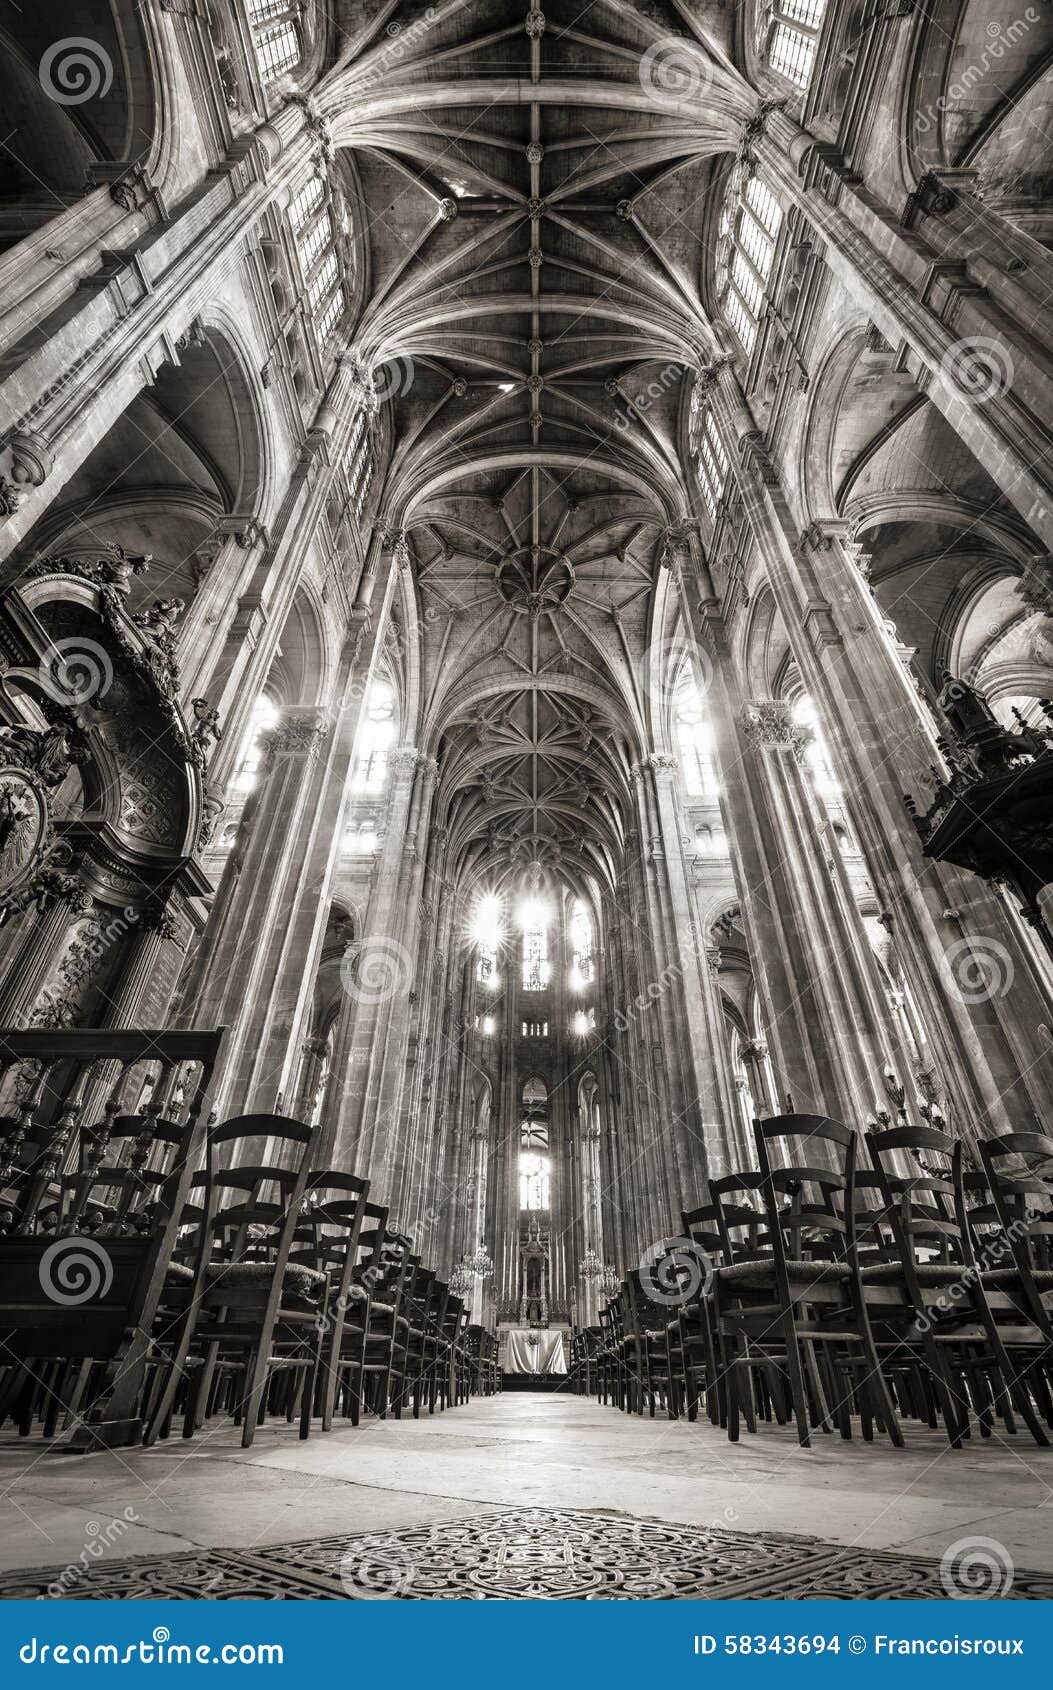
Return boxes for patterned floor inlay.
[2,1508,1051,1600]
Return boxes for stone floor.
[1,1391,1051,1597]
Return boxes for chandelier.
[579,1244,603,1282]
[466,1243,494,1280]
[600,1264,620,1297]
[450,1244,493,1298]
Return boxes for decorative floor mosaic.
[2,1508,1051,1600]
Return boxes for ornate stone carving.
[196,784,224,853]
[262,717,329,769]
[737,100,786,171]
[1016,555,1053,617]
[0,473,24,517]
[525,9,545,37]
[189,699,222,771]
[738,430,780,487]
[741,700,812,757]
[27,543,150,608]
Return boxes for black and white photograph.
[0,0,1051,1621]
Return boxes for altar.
[504,1328,568,1375]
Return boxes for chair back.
[709,1170,770,1264]
[978,1133,1053,1278]
[866,1125,973,1295]
[752,1115,857,1297]
[197,1115,315,1306]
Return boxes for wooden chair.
[168,1114,323,1448]
[865,1125,1049,1448]
[664,1202,724,1425]
[977,1132,1053,1346]
[329,1219,413,1423]
[596,1297,622,1406]
[618,1271,675,1416]
[711,1118,903,1449]
[0,1027,226,1449]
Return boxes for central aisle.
[2,1391,1051,1592]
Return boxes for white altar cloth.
[505,1328,568,1375]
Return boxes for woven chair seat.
[984,1267,1053,1289]
[861,1262,968,1287]
[716,1259,850,1288]
[164,1261,326,1301]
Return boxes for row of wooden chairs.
[572,1115,1053,1451]
[0,1031,490,1448]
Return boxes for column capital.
[262,710,330,769]
[741,699,812,757]
[739,1040,769,1066]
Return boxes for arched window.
[519,1152,550,1211]
[690,390,730,519]
[290,172,348,346]
[767,0,826,91]
[674,668,717,797]
[716,173,783,354]
[233,694,280,794]
[569,898,594,990]
[472,892,503,987]
[249,2,303,84]
[352,681,396,791]
[521,899,550,991]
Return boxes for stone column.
[647,744,748,1179]
[707,368,1053,1134]
[324,748,436,1198]
[738,699,900,1125]
[181,707,330,1120]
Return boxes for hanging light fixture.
[600,1263,620,1297]
[466,1242,494,1280]
[449,1261,474,1297]
[579,1243,603,1283]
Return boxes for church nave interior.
[1,0,1053,1603]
